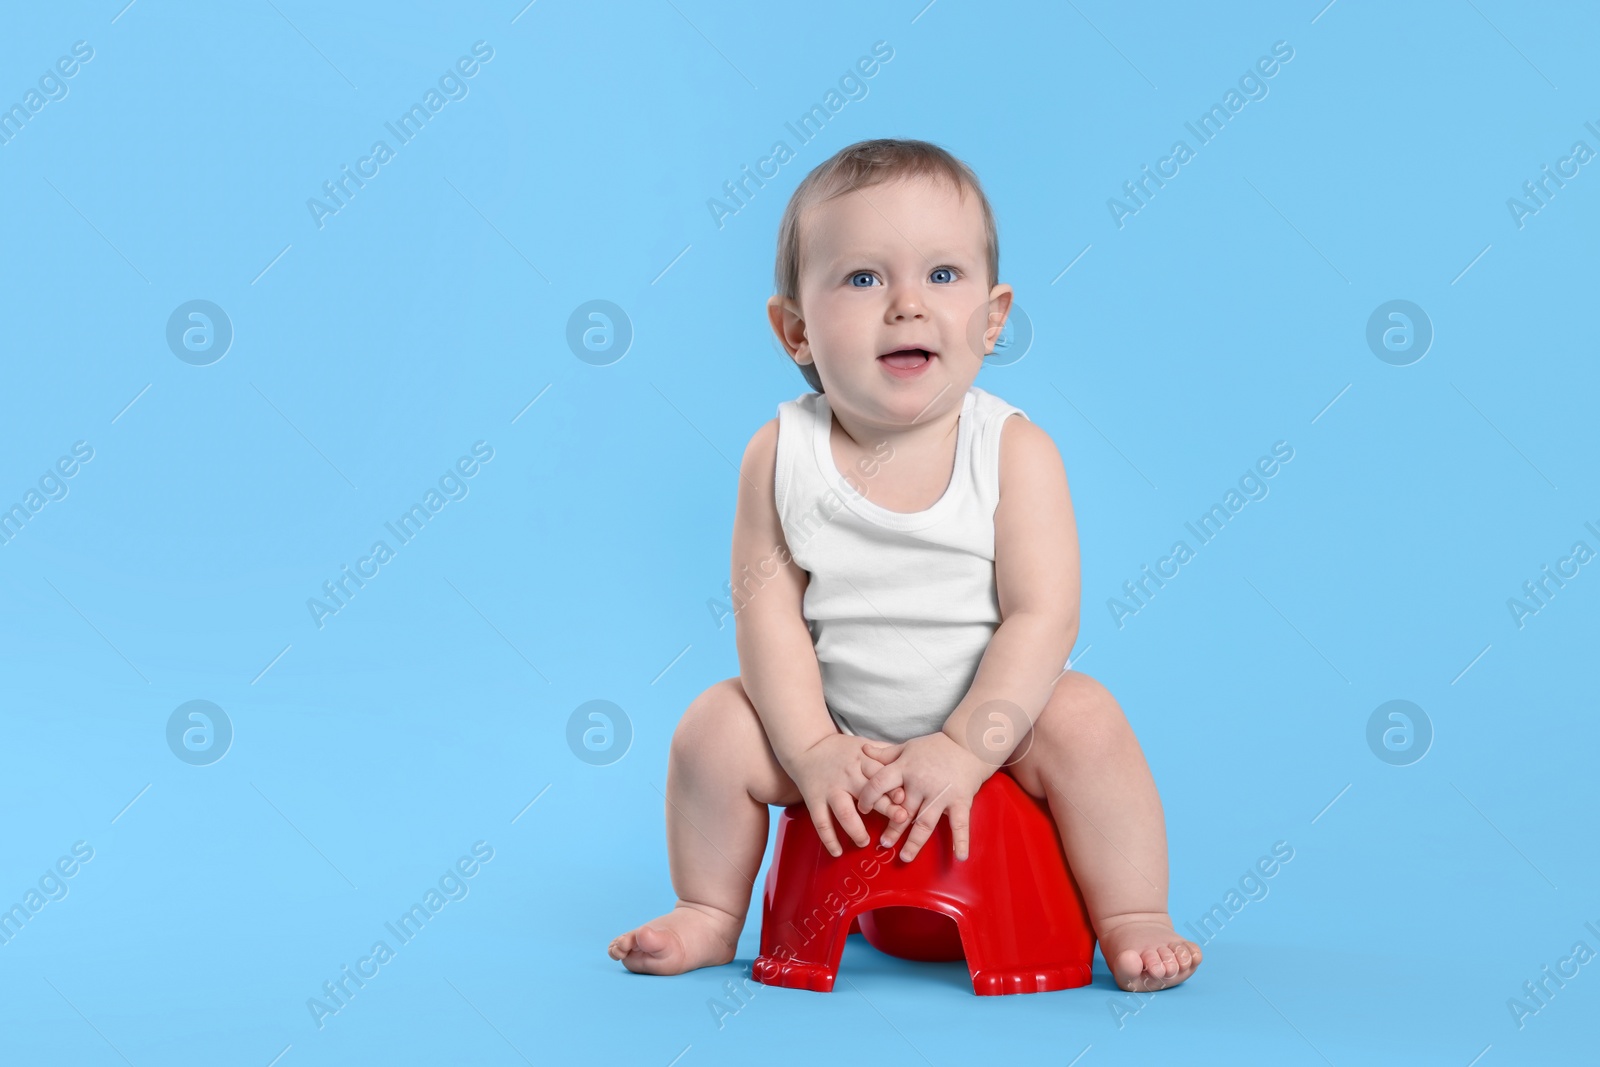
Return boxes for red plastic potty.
[752,771,1097,996]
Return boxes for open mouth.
[878,347,936,370]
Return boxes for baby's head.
[767,138,1012,424]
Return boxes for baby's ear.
[983,285,1015,350]
[766,295,809,360]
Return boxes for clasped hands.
[790,729,994,864]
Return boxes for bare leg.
[608,677,802,974]
[1005,670,1201,991]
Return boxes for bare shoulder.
[740,417,780,485]
[732,415,808,616]
[994,413,1080,622]
[997,413,1068,493]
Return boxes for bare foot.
[608,902,742,975]
[1096,912,1202,991]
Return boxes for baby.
[609,138,1201,993]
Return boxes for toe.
[1156,944,1179,975]
[633,924,669,956]
[1113,948,1146,989]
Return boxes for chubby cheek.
[812,302,875,362]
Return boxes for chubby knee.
[668,677,797,804]
[1036,670,1129,751]
[1056,669,1116,708]
[670,677,757,771]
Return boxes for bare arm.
[731,418,838,773]
[939,414,1081,761]
[733,417,912,852]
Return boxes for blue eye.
[930,267,955,283]
[849,271,878,287]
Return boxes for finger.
[872,796,915,832]
[890,787,906,806]
[948,801,971,861]
[870,796,908,825]
[856,764,904,815]
[828,790,871,850]
[861,741,904,764]
[898,809,941,863]
[806,799,844,858]
[880,798,920,847]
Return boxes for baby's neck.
[824,390,966,514]
[826,386,964,453]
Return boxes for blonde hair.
[772,138,999,393]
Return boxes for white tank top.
[773,385,1029,743]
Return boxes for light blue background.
[2,1,1596,1064]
